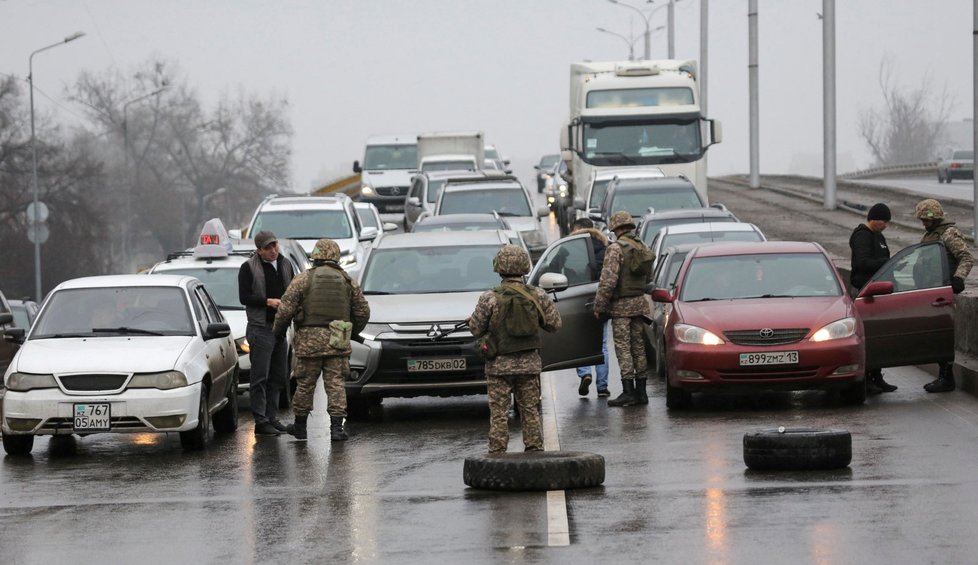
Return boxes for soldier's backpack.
[496,284,545,337]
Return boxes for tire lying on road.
[743,428,852,471]
[464,451,605,491]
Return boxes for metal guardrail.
[840,162,937,179]
[313,173,361,198]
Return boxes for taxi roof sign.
[194,218,233,258]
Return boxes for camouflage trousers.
[292,355,348,418]
[487,373,543,454]
[611,316,648,380]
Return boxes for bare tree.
[858,56,951,166]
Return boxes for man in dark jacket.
[849,203,896,394]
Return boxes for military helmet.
[608,210,636,232]
[311,238,341,262]
[915,199,945,220]
[493,244,531,275]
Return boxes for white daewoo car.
[1,274,239,455]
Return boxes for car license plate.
[407,358,466,372]
[739,351,799,366]
[73,403,111,432]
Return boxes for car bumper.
[947,168,973,180]
[360,194,405,213]
[2,383,203,436]
[666,338,863,392]
[347,336,487,399]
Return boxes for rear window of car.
[611,186,703,217]
[641,216,736,244]
[250,209,352,240]
[953,150,973,160]
[680,253,841,301]
[663,228,764,248]
[439,188,532,217]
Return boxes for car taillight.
[951,163,961,169]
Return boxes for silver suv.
[244,194,377,278]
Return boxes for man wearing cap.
[849,203,897,394]
[238,230,295,436]
[915,198,974,393]
[594,211,655,407]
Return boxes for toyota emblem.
[759,328,775,338]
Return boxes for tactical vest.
[613,234,654,299]
[297,264,352,328]
[490,283,543,356]
[922,221,960,275]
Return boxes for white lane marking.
[541,372,570,546]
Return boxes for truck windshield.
[364,145,418,170]
[582,119,703,166]
[587,87,694,108]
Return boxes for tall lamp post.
[608,0,677,59]
[595,27,640,60]
[122,86,167,270]
[28,31,86,302]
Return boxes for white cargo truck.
[560,60,721,233]
[416,131,484,173]
[353,134,418,213]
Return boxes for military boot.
[866,371,883,396]
[608,379,638,407]
[634,378,649,405]
[286,415,308,441]
[924,363,956,393]
[872,369,898,393]
[330,416,349,441]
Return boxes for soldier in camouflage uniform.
[915,199,974,393]
[273,239,370,440]
[468,244,561,454]
[595,211,654,407]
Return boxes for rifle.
[428,320,469,341]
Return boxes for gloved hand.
[951,276,965,294]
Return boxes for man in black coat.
[849,202,896,394]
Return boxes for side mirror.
[588,210,604,223]
[538,272,569,293]
[0,313,12,326]
[407,196,421,207]
[573,197,586,211]
[858,280,894,301]
[382,222,398,232]
[645,281,658,294]
[359,226,379,242]
[503,158,511,166]
[504,168,513,174]
[353,160,362,173]
[204,322,231,340]
[650,289,674,303]
[537,206,550,218]
[228,229,242,240]
[710,119,723,145]
[533,165,542,171]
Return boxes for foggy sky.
[1,0,973,190]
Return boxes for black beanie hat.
[867,203,891,222]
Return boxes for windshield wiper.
[493,211,522,217]
[92,327,165,336]
[363,291,391,295]
[37,333,91,339]
[592,151,637,164]
[743,294,795,299]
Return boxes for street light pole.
[122,86,167,271]
[28,31,85,302]
[608,0,675,60]
[596,27,638,60]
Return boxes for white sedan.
[1,274,239,455]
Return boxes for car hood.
[505,217,540,233]
[674,296,854,334]
[297,238,356,256]
[363,169,415,188]
[367,292,483,324]
[13,336,194,374]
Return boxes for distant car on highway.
[534,154,561,193]
[646,221,767,271]
[937,149,973,183]
[638,205,739,245]
[403,170,485,232]
[592,176,705,231]
[354,202,398,242]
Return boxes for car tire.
[279,349,296,409]
[839,378,867,406]
[463,451,605,491]
[743,428,852,470]
[213,371,239,433]
[2,432,34,456]
[946,176,952,183]
[180,384,210,450]
[654,338,666,380]
[665,380,691,410]
[347,396,371,421]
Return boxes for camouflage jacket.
[594,236,651,318]
[273,267,370,358]
[468,277,562,376]
[921,220,975,281]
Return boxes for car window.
[952,150,973,160]
[361,245,501,294]
[413,220,500,232]
[439,188,532,216]
[152,267,242,310]
[427,179,446,203]
[195,286,224,323]
[251,209,352,239]
[409,178,423,199]
[680,253,841,301]
[357,207,379,229]
[31,287,195,338]
[871,242,948,292]
[663,229,764,248]
[540,154,560,168]
[610,187,703,216]
[654,251,689,289]
[589,179,612,209]
[534,237,595,286]
[641,216,736,244]
[422,160,476,172]
[363,144,418,170]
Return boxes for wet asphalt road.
[5,180,978,562]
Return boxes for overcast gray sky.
[2,0,973,190]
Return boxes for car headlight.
[235,336,250,354]
[810,317,856,342]
[520,229,547,247]
[674,324,724,345]
[558,183,568,196]
[129,371,189,390]
[361,184,375,197]
[359,323,390,341]
[6,372,58,391]
[547,196,556,203]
